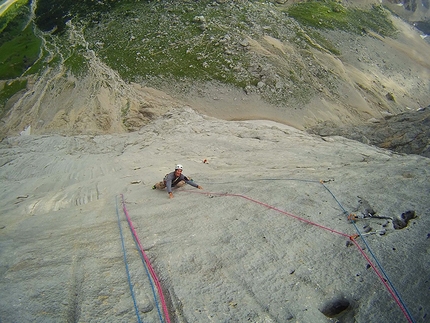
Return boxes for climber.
[152,164,203,198]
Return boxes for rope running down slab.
[183,185,415,323]
[120,194,171,323]
[115,196,143,323]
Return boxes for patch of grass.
[63,52,88,77]
[0,79,27,118]
[0,1,42,80]
[286,1,397,37]
[1,0,396,111]
[0,0,29,36]
[84,1,267,86]
[0,23,42,79]
[76,0,345,106]
[23,46,48,76]
[295,29,340,55]
[34,0,114,34]
[305,29,341,55]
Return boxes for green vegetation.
[0,0,29,35]
[80,0,397,91]
[305,29,341,55]
[86,0,264,87]
[0,0,42,80]
[34,0,114,34]
[286,1,397,37]
[0,23,41,79]
[0,0,42,115]
[0,0,401,114]
[0,79,27,118]
[64,52,88,76]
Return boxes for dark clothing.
[164,172,198,193]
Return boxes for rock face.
[383,0,430,22]
[307,107,430,158]
[382,0,430,39]
[0,107,429,322]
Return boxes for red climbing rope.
[183,189,414,323]
[121,194,171,323]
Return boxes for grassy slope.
[0,0,397,121]
[85,1,396,84]
[0,0,38,117]
[0,0,41,78]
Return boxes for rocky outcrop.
[382,0,430,33]
[307,106,430,158]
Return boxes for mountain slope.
[0,0,429,137]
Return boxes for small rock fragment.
[363,225,372,233]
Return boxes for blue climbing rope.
[123,198,166,323]
[194,176,416,323]
[201,177,321,185]
[321,182,416,323]
[115,196,143,323]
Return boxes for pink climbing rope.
[184,190,350,238]
[349,238,413,323]
[120,194,171,323]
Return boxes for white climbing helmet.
[175,164,183,170]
